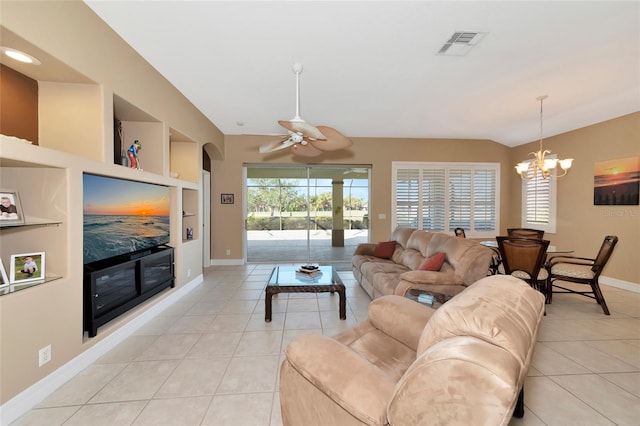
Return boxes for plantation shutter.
[474,168,497,231]
[422,168,446,231]
[520,157,557,233]
[449,168,472,231]
[395,168,420,227]
[393,162,499,237]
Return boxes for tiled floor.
[12,264,640,426]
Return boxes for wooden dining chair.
[546,235,618,315]
[507,228,545,240]
[496,236,550,296]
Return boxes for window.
[520,158,557,233]
[392,162,500,237]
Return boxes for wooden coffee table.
[265,265,346,322]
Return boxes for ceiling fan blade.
[290,142,324,157]
[312,126,353,151]
[278,120,327,140]
[258,137,295,153]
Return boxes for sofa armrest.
[283,333,396,425]
[367,295,434,351]
[352,243,377,256]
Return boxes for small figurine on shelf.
[127,140,142,170]
[186,227,194,240]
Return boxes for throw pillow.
[373,241,396,259]
[419,252,446,271]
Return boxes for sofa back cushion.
[425,233,493,284]
[417,275,545,372]
[388,227,416,264]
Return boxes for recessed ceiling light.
[0,47,41,65]
[236,121,245,127]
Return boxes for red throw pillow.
[373,241,396,259]
[419,252,446,271]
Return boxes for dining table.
[480,240,574,254]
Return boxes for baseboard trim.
[0,275,204,426]
[600,275,640,293]
[210,258,245,266]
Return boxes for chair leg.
[546,278,553,304]
[592,281,610,315]
[513,387,525,418]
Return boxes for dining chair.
[454,227,466,238]
[496,236,550,296]
[507,228,545,240]
[546,235,618,315]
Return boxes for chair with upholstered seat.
[507,228,545,240]
[496,236,550,295]
[546,235,618,315]
[454,227,466,238]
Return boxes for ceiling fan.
[259,63,352,157]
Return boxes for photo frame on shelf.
[221,193,234,204]
[0,259,9,287]
[0,190,25,226]
[10,252,45,284]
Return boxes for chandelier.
[515,95,573,180]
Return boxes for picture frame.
[10,252,45,284]
[221,193,234,204]
[0,190,25,226]
[0,259,9,287]
[594,156,640,205]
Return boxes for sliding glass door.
[245,165,369,264]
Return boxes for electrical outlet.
[39,345,51,367]
[187,268,191,277]
[226,249,231,256]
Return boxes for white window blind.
[521,160,557,233]
[392,162,500,237]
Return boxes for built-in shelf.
[0,217,62,228]
[0,273,63,296]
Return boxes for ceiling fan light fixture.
[313,126,353,151]
[290,143,323,157]
[259,63,352,156]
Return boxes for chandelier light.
[515,95,573,180]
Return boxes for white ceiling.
[85,1,640,147]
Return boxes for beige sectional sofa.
[352,227,494,299]
[280,275,545,425]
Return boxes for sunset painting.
[594,156,640,206]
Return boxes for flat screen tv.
[83,173,171,265]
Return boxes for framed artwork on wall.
[594,156,640,205]
[10,252,45,284]
[0,190,24,226]
[221,193,234,204]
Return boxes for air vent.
[438,31,486,56]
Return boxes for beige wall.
[212,136,512,259]
[0,0,223,406]
[1,0,224,154]
[510,112,640,285]
[214,114,639,287]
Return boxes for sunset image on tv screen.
[83,174,171,264]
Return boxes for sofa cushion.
[419,252,446,271]
[374,241,396,258]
